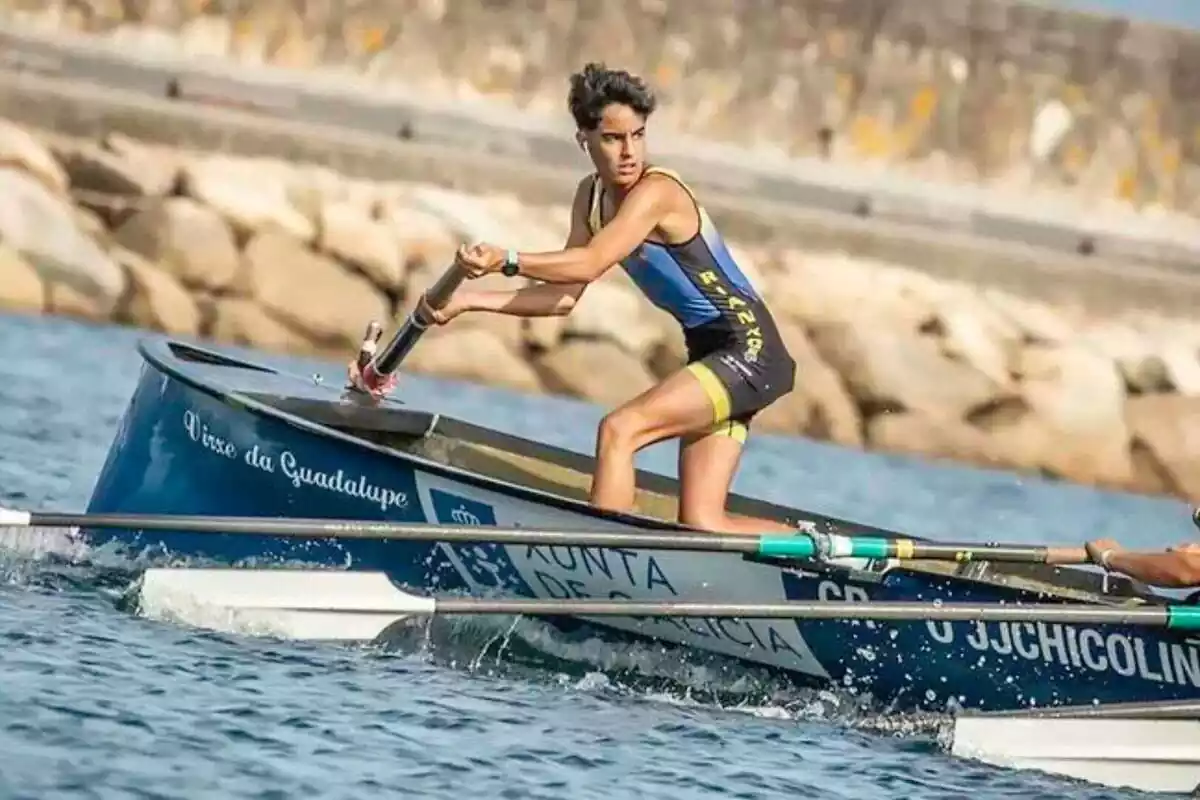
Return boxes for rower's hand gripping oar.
[347,264,467,397]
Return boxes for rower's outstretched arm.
[1102,549,1200,588]
[462,283,586,317]
[509,175,671,284]
[456,177,594,317]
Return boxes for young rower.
[350,62,797,534]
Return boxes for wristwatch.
[502,248,520,277]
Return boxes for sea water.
[0,311,1188,799]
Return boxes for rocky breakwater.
[5,0,1200,218]
[0,118,1197,504]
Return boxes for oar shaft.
[758,536,1087,564]
[3,508,1094,565]
[699,534,1084,565]
[23,511,761,551]
[370,264,466,376]
[888,542,1086,565]
[416,598,1197,629]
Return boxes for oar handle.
[1193,505,1199,532]
[356,264,467,393]
[1044,546,1090,565]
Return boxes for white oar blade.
[0,507,32,526]
[135,568,434,642]
[951,714,1200,794]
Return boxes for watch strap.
[503,248,520,276]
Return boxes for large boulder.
[404,327,543,395]
[927,287,1022,387]
[752,323,862,446]
[979,287,1081,345]
[206,298,314,354]
[773,251,937,331]
[1079,323,1173,393]
[180,154,314,242]
[239,230,389,349]
[377,202,460,272]
[316,200,406,292]
[45,282,110,322]
[0,244,44,314]
[1094,320,1200,397]
[111,248,202,336]
[52,137,180,199]
[1125,394,1200,502]
[112,197,242,292]
[866,410,1014,469]
[1160,345,1200,396]
[535,340,657,408]
[807,318,1008,421]
[100,133,183,196]
[564,278,668,359]
[524,313,569,354]
[408,185,562,250]
[642,312,688,379]
[0,119,68,196]
[282,163,377,220]
[0,167,126,314]
[1007,343,1133,487]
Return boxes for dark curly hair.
[567,62,657,131]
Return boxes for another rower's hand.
[1084,537,1122,568]
[455,242,505,278]
[416,293,467,326]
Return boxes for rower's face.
[580,103,646,187]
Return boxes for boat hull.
[83,339,1200,713]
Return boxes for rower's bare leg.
[677,429,796,535]
[589,367,722,514]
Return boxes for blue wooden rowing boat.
[83,337,1200,713]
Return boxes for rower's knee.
[597,408,647,455]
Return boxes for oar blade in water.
[135,568,434,642]
[131,567,1200,645]
[950,710,1200,794]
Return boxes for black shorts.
[683,316,795,442]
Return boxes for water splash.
[367,606,953,745]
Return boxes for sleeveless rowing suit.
[585,166,795,441]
